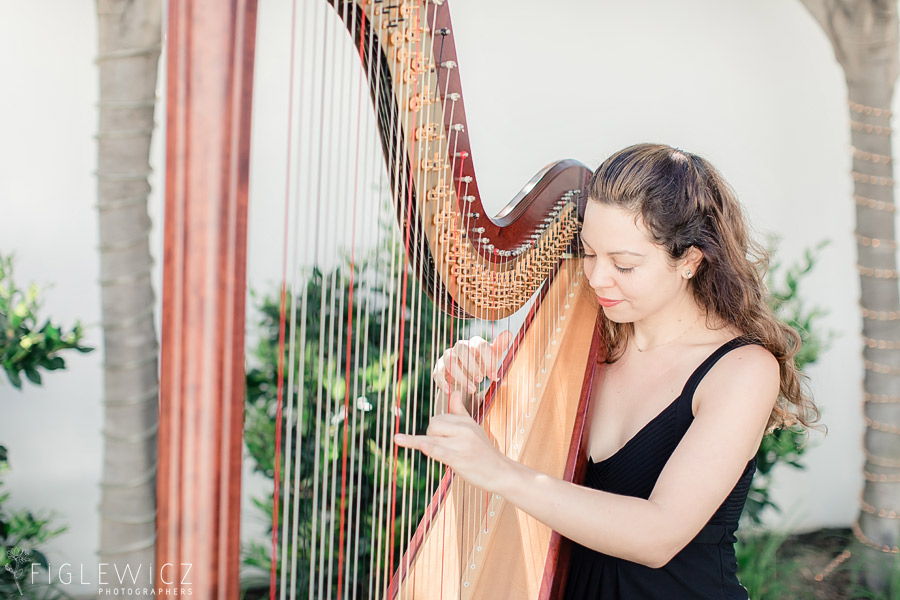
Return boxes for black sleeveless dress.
[563,336,758,599]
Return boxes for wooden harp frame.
[157,0,606,597]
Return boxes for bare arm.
[397,344,780,568]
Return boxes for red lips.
[597,297,623,307]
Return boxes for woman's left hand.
[394,391,512,493]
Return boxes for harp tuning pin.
[472,227,486,233]
[542,217,554,223]
[451,123,465,132]
[484,244,495,251]
[455,151,469,158]
[415,123,444,141]
[461,195,476,203]
[441,60,457,69]
[466,212,480,218]
[459,175,473,183]
[477,237,491,244]
[447,92,461,102]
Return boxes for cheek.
[620,269,676,305]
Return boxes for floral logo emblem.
[5,547,30,596]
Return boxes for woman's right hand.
[432,330,513,396]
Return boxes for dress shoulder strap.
[678,336,759,402]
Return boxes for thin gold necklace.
[633,315,700,352]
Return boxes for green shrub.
[0,254,92,389]
[0,252,91,599]
[745,237,833,525]
[241,241,451,597]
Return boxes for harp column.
[157,0,259,597]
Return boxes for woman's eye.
[615,265,634,274]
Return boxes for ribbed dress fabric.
[563,336,758,599]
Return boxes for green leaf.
[40,356,65,370]
[30,549,49,570]
[24,367,42,385]
[43,324,60,343]
[5,366,22,389]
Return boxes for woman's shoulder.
[694,333,780,413]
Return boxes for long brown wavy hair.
[585,143,818,432]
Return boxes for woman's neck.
[629,296,708,352]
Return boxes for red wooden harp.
[157,0,606,597]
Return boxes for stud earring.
[684,270,693,279]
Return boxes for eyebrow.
[579,234,646,257]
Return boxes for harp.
[157,0,606,597]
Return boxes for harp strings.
[397,3,451,596]
[266,1,578,597]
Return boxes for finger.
[426,415,462,436]
[448,359,476,394]
[452,340,478,382]
[447,391,470,417]
[437,347,462,394]
[433,362,451,395]
[460,344,486,383]
[394,433,446,464]
[394,432,427,451]
[443,344,463,388]
[484,330,513,380]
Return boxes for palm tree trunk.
[95,0,162,593]
[799,0,900,589]
[849,75,900,588]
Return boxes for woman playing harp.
[397,143,819,599]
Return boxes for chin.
[600,308,632,324]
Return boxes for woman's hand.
[394,391,512,493]
[432,330,513,395]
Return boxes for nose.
[585,260,616,292]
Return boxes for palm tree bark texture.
[95,0,162,594]
[800,0,900,590]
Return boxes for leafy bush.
[241,242,450,598]
[0,449,73,599]
[744,237,833,526]
[0,254,92,389]
[0,253,89,599]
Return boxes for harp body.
[158,0,605,597]
[389,263,602,599]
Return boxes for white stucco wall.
[0,0,879,595]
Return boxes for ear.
[682,246,704,275]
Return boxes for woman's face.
[581,202,696,324]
